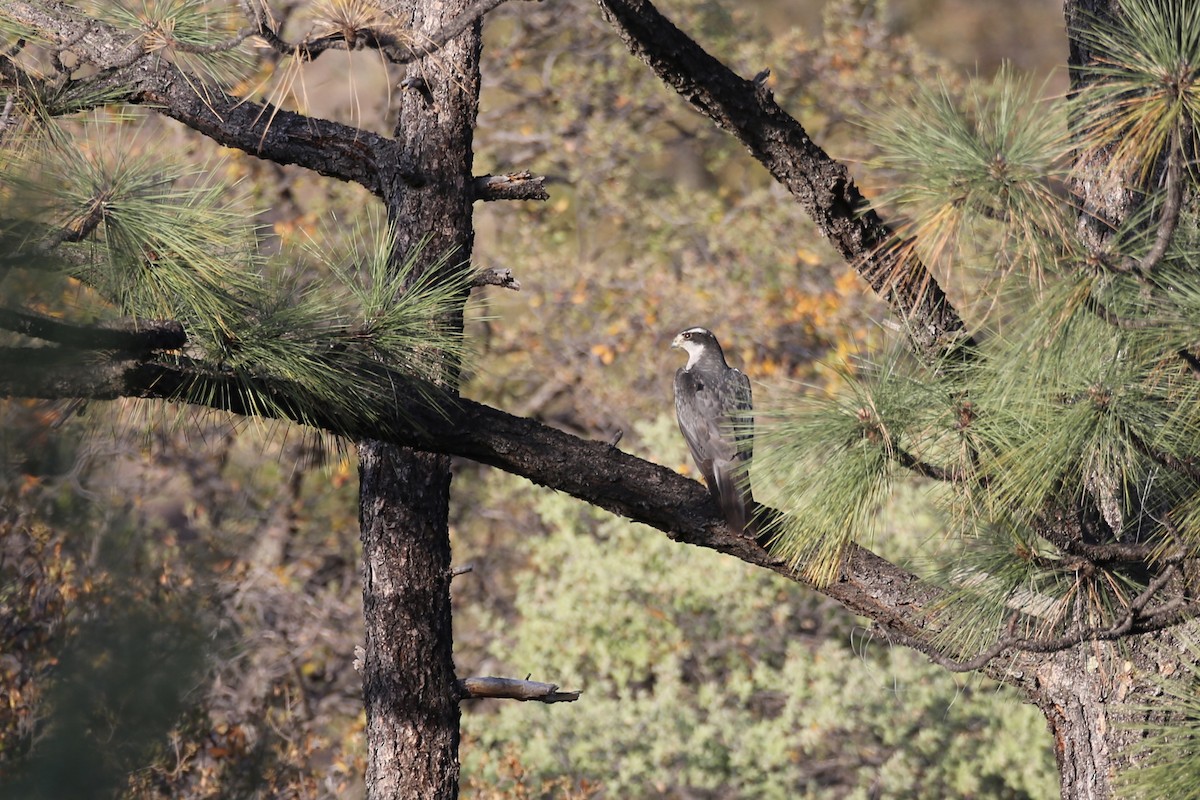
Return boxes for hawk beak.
[670,333,684,349]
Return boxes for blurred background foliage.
[1,0,1066,796]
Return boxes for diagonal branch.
[594,0,973,363]
[0,343,1037,690]
[10,345,1192,677]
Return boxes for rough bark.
[358,447,459,800]
[354,0,482,796]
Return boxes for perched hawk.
[671,327,754,535]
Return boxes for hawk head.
[671,327,724,369]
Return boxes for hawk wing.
[675,366,754,534]
[725,367,753,462]
[674,368,730,490]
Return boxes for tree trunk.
[359,447,460,799]
[1030,649,1125,800]
[1024,630,1196,800]
[357,0,482,796]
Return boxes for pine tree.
[2,1,1199,799]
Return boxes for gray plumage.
[671,327,754,535]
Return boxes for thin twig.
[1126,426,1200,483]
[1083,293,1163,330]
[1178,349,1200,379]
[246,0,510,64]
[883,562,1182,673]
[890,445,965,482]
[1124,118,1189,277]
[171,28,257,55]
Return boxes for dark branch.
[472,171,550,202]
[1084,293,1164,331]
[0,344,1041,689]
[1179,348,1200,379]
[0,309,186,352]
[1122,119,1188,276]
[891,446,964,482]
[471,267,521,290]
[594,0,973,363]
[883,562,1184,673]
[2,2,403,196]
[1044,508,1170,565]
[1127,425,1200,483]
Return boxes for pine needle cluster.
[756,0,1200,686]
[1,114,476,439]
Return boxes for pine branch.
[1041,508,1169,565]
[1084,293,1164,330]
[1126,425,1200,482]
[891,445,965,482]
[0,344,1044,690]
[594,0,974,363]
[1179,348,1200,379]
[1124,119,1187,276]
[0,309,185,352]
[1,2,402,196]
[882,562,1185,672]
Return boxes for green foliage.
[759,10,1200,648]
[0,114,476,437]
[460,417,1057,799]
[97,0,253,87]
[866,67,1069,288]
[1072,0,1200,179]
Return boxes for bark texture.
[358,447,459,800]
[355,0,482,796]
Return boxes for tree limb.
[1,1,404,196]
[471,267,521,290]
[594,0,973,362]
[0,309,186,352]
[457,676,580,703]
[0,344,1038,689]
[881,562,1185,673]
[472,171,550,202]
[891,445,965,482]
[1122,118,1188,277]
[245,0,511,65]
